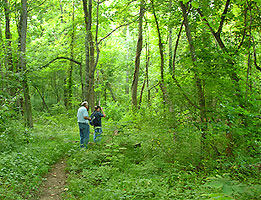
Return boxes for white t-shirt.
[77,106,89,123]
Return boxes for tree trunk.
[4,0,12,72]
[33,85,49,112]
[68,0,75,108]
[139,38,150,108]
[88,0,95,111]
[0,15,3,88]
[59,1,69,108]
[83,0,95,111]
[82,0,90,101]
[4,0,15,96]
[168,0,173,73]
[131,0,144,108]
[125,25,130,95]
[19,0,33,127]
[180,2,207,135]
[151,0,167,104]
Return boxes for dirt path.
[38,159,67,200]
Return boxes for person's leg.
[85,124,90,148]
[93,128,97,142]
[82,123,90,148]
[79,123,85,148]
[94,128,102,143]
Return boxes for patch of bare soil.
[38,159,67,200]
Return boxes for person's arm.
[101,107,106,117]
[83,108,91,120]
[84,116,91,120]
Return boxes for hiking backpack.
[90,111,98,126]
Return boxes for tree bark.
[4,0,12,72]
[125,25,130,95]
[131,0,144,108]
[33,85,49,112]
[82,0,90,100]
[138,40,150,108]
[172,21,183,77]
[168,0,173,73]
[19,0,33,127]
[83,0,95,111]
[180,2,207,135]
[68,0,75,108]
[151,0,165,102]
[0,15,3,88]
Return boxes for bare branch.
[98,17,138,45]
[172,20,184,76]
[41,56,81,69]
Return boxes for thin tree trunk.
[59,1,69,107]
[33,85,49,112]
[172,21,183,77]
[4,0,12,72]
[126,25,130,95]
[4,0,14,96]
[68,0,75,108]
[0,15,3,88]
[139,37,150,108]
[151,0,167,104]
[20,0,33,127]
[180,2,207,135]
[82,0,90,100]
[145,25,150,105]
[131,0,144,108]
[245,0,253,101]
[168,0,173,73]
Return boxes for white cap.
[81,101,88,106]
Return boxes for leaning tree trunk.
[131,0,144,108]
[19,0,33,127]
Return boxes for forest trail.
[38,159,67,200]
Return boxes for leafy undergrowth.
[0,113,260,200]
[0,114,77,200]
[63,120,260,200]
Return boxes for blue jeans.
[78,123,90,148]
[94,127,102,143]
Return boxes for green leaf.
[191,1,199,9]
[182,0,190,4]
[205,180,224,188]
[222,184,233,196]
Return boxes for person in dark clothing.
[92,106,106,143]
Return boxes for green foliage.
[63,117,259,200]
[0,114,76,199]
[203,174,261,199]
[105,101,127,121]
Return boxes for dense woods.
[0,0,260,199]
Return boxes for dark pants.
[78,123,90,148]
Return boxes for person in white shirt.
[77,101,91,148]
